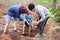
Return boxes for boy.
[22,14,32,34]
[28,3,50,38]
[3,3,30,35]
[24,14,32,28]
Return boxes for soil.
[0,14,51,40]
[0,1,60,40]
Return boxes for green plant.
[49,8,56,15]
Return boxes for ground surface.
[0,13,60,40]
[0,0,60,40]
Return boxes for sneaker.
[14,30,20,32]
[35,33,42,38]
[2,32,7,35]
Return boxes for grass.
[37,0,60,4]
[57,10,60,12]
[53,16,59,21]
[52,9,60,21]
[37,0,53,4]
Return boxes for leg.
[39,17,49,35]
[35,22,44,37]
[13,17,22,32]
[36,17,49,38]
[30,21,32,29]
[28,21,33,36]
[22,21,25,34]
[13,20,20,32]
[3,15,11,34]
[13,20,18,31]
[29,25,31,36]
[22,21,29,34]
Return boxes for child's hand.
[33,21,37,26]
[27,22,30,25]
[34,21,39,26]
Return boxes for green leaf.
[49,8,55,15]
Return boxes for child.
[22,14,33,34]
[24,14,32,29]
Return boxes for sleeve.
[45,10,50,18]
[24,15,28,22]
[38,10,46,22]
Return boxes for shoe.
[14,30,20,32]
[2,32,7,35]
[35,33,42,38]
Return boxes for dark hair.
[28,3,35,10]
[19,6,28,13]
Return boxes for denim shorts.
[7,15,23,24]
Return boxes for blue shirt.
[8,3,24,17]
[24,15,32,22]
[7,3,24,21]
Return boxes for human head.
[28,3,35,12]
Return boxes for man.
[28,3,50,38]
[3,3,30,35]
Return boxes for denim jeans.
[7,15,23,24]
[38,17,49,35]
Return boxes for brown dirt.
[0,13,51,40]
[51,27,60,40]
[0,1,60,40]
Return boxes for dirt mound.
[0,15,50,40]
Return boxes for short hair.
[20,6,28,13]
[28,3,35,10]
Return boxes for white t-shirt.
[35,5,50,22]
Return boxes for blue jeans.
[38,17,49,35]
